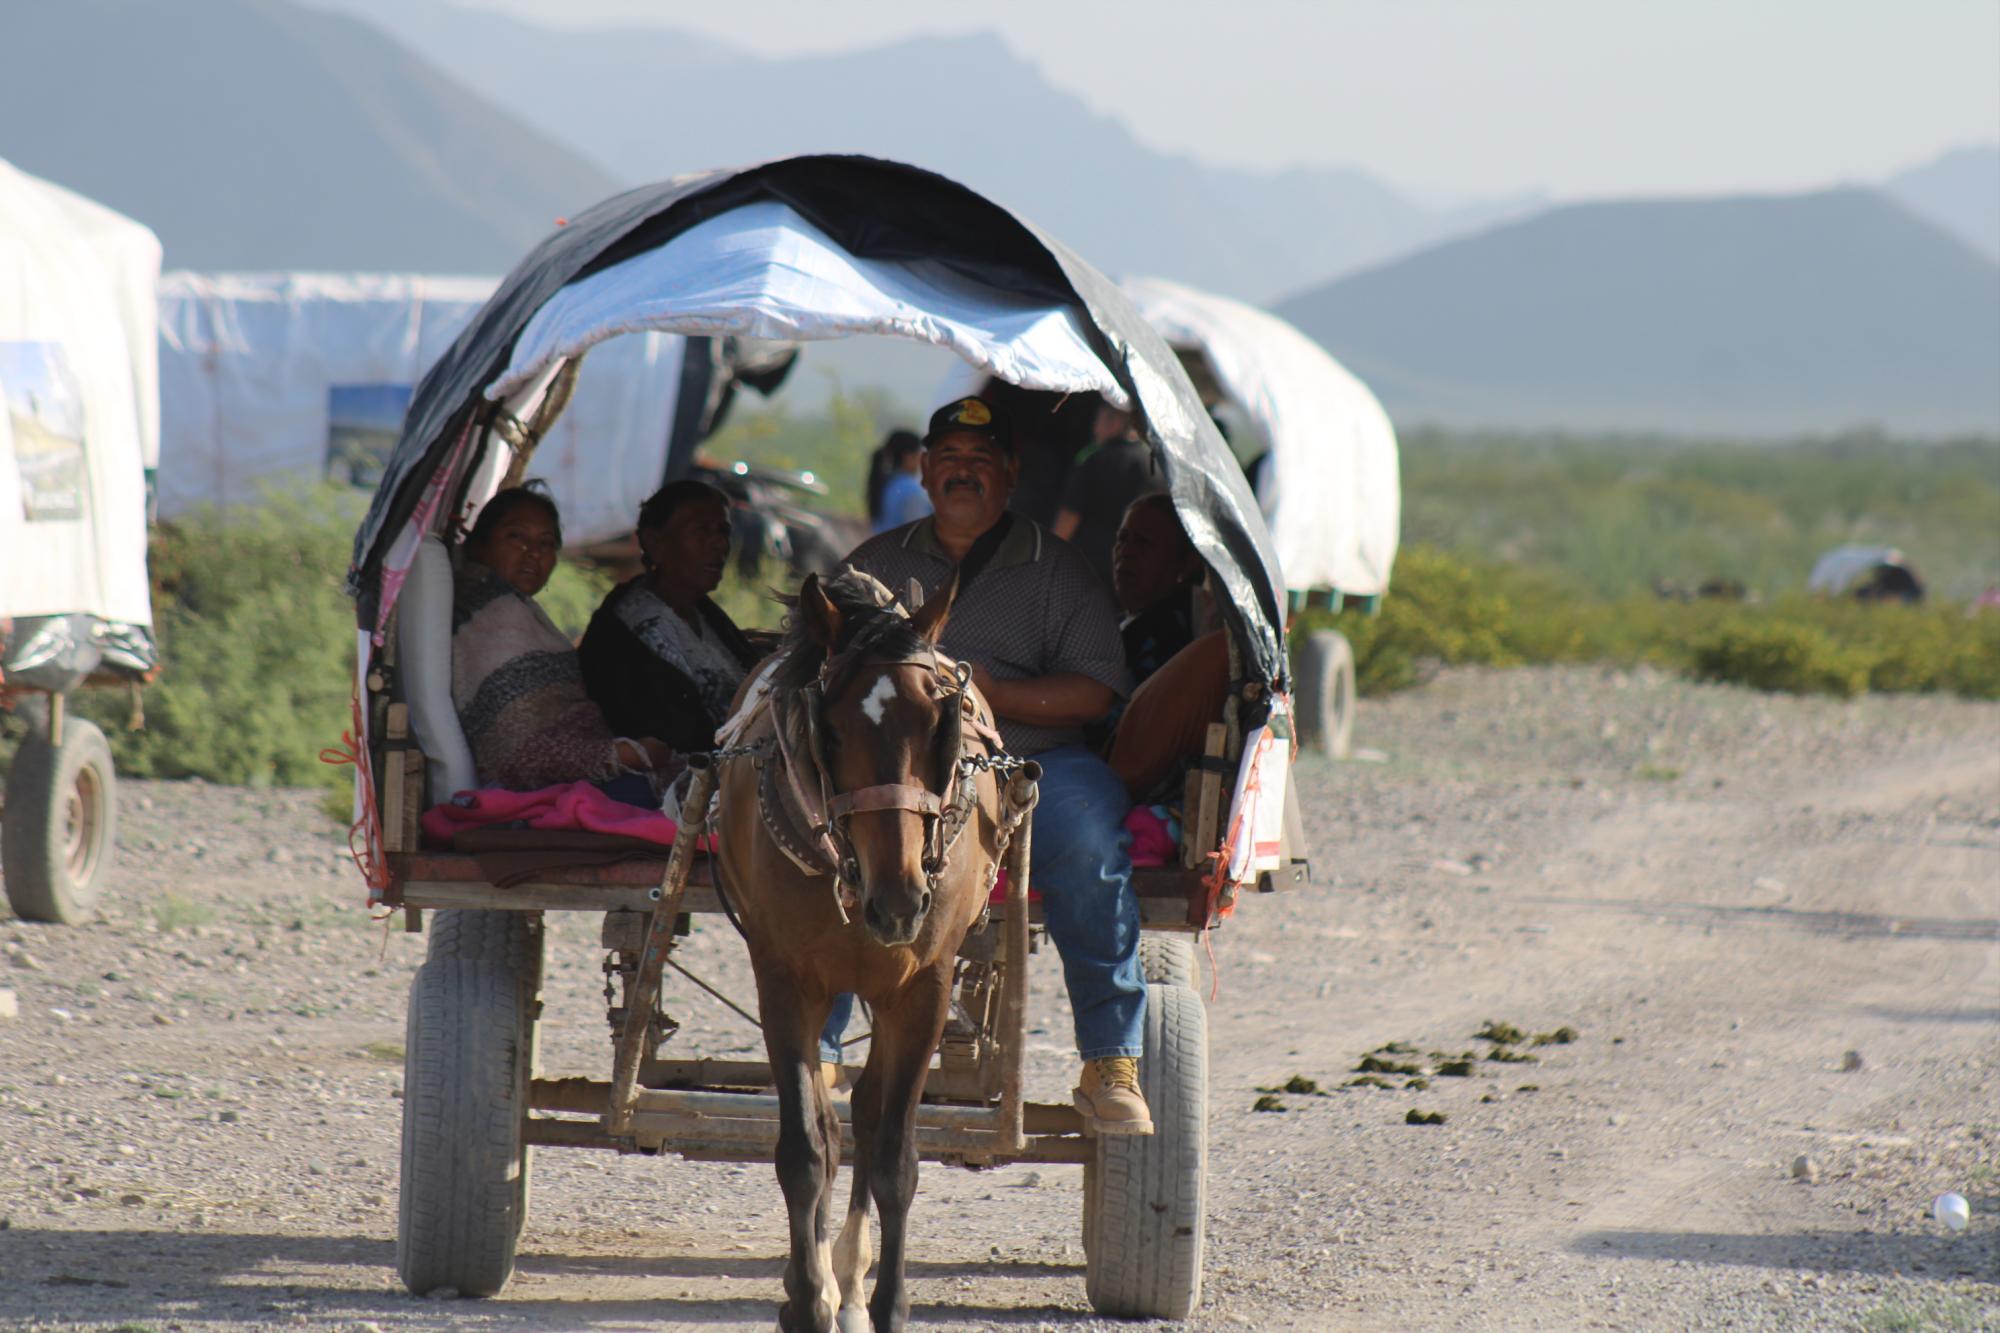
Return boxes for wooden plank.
[381,703,409,854]
[1187,723,1227,869]
[401,749,424,854]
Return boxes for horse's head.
[791,570,966,947]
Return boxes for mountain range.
[1882,145,2000,264]
[1276,188,2000,435]
[300,0,1541,302]
[2,0,1994,434]
[0,0,619,272]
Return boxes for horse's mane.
[773,568,932,696]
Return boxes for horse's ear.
[911,570,957,645]
[799,573,842,652]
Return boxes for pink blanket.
[423,781,695,849]
[987,804,1176,903]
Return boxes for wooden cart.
[345,155,1314,1322]
[373,695,1302,1320]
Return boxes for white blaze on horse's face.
[860,675,897,726]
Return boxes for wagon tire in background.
[1084,981,1207,1319]
[1294,629,1357,759]
[2,715,116,924]
[398,909,543,1298]
[1138,934,1198,989]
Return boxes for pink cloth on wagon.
[421,781,711,850]
[986,804,1174,904]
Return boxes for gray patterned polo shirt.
[843,516,1130,756]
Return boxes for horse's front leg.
[759,973,840,1333]
[863,966,953,1333]
[832,1062,880,1333]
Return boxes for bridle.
[805,647,986,916]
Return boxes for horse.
[713,568,1016,1333]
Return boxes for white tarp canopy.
[0,157,159,629]
[492,198,1130,409]
[1121,277,1400,598]
[1808,544,1909,596]
[159,272,692,546]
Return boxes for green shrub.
[75,492,360,792]
[1292,544,2000,701]
[1688,619,1869,697]
[1399,430,2000,603]
[68,490,620,798]
[1297,546,1522,694]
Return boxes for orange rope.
[318,689,389,893]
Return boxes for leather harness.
[739,641,1004,922]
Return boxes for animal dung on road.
[1405,1110,1448,1126]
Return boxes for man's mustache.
[943,475,985,495]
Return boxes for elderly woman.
[453,483,672,801]
[579,479,764,752]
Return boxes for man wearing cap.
[832,395,1153,1135]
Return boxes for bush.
[1688,620,1870,697]
[67,491,615,797]
[1292,545,2000,701]
[1297,547,1520,694]
[75,492,360,791]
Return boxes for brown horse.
[714,569,1011,1333]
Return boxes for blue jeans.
[820,744,1146,1063]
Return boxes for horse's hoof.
[836,1308,874,1333]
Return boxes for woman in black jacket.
[579,480,765,757]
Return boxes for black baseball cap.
[923,395,1014,454]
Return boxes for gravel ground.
[1,664,1995,1331]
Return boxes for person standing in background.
[1051,399,1163,592]
[864,427,923,529]
[870,429,931,533]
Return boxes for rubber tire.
[1294,629,1356,759]
[1084,982,1208,1319]
[2,716,116,924]
[397,909,542,1297]
[1139,934,1198,989]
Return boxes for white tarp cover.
[0,158,159,627]
[492,199,1129,409]
[1808,544,1908,596]
[1122,277,1400,598]
[159,272,690,546]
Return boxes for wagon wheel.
[1138,935,1198,989]
[1083,982,1207,1318]
[397,909,543,1297]
[1294,629,1357,759]
[3,714,117,924]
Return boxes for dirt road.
[2,665,1995,1331]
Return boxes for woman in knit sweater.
[451,484,673,800]
[579,479,765,753]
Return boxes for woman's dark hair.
[637,478,731,535]
[466,481,562,553]
[1124,491,1190,550]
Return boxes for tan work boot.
[820,1061,842,1092]
[1074,1057,1153,1136]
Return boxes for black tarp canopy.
[348,155,1287,686]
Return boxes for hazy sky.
[451,0,1998,200]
